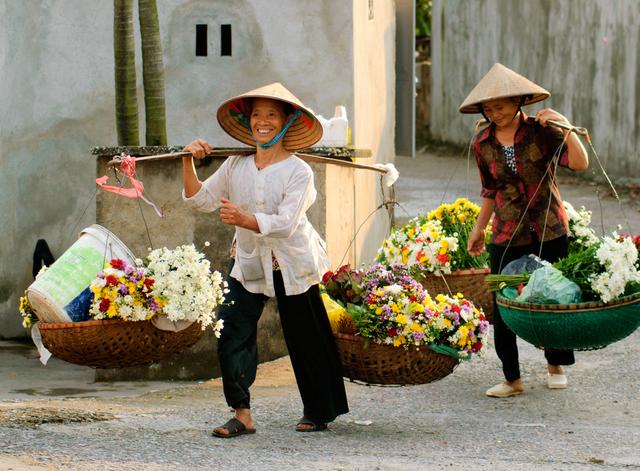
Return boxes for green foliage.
[416,0,432,38]
[553,244,599,301]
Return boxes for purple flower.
[119,285,129,295]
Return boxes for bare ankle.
[547,365,564,375]
[507,378,524,390]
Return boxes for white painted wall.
[431,0,640,181]
[0,0,395,337]
[352,0,396,265]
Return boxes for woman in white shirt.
[182,83,349,438]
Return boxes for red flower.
[143,278,155,289]
[322,271,333,285]
[517,284,524,295]
[436,253,449,264]
[110,259,125,270]
[99,298,110,312]
[105,275,119,286]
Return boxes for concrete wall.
[352,0,396,265]
[431,0,640,181]
[1,1,396,343]
[1,1,114,338]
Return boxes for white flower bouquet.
[146,244,227,336]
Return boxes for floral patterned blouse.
[473,116,572,246]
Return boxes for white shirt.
[182,154,330,296]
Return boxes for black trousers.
[490,235,575,382]
[217,267,349,424]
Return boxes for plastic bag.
[501,254,550,275]
[516,266,582,304]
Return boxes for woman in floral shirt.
[461,64,589,398]
[182,83,348,436]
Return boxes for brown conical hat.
[216,82,323,150]
[458,63,550,114]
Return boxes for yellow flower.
[393,335,406,347]
[106,304,118,318]
[396,313,408,324]
[410,323,424,333]
[457,326,469,346]
[443,318,452,328]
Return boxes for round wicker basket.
[496,292,640,351]
[333,333,460,385]
[38,319,204,369]
[420,268,493,322]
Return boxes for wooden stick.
[546,119,589,137]
[107,149,388,174]
[476,119,589,136]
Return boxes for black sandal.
[295,416,328,432]
[212,418,256,438]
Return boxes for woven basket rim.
[421,267,490,277]
[496,291,640,312]
[37,319,140,330]
[333,332,461,357]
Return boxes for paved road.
[1,148,639,470]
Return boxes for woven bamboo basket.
[333,333,460,385]
[420,268,493,322]
[38,319,204,369]
[496,292,640,351]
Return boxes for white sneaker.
[486,382,524,398]
[547,373,568,389]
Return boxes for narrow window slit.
[195,24,207,56]
[221,24,232,56]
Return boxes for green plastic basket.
[496,292,640,350]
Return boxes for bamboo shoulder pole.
[106,148,387,174]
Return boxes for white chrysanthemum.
[146,244,226,335]
[564,200,599,247]
[590,234,640,302]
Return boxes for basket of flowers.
[27,244,227,368]
[376,198,493,321]
[487,202,640,350]
[323,264,489,385]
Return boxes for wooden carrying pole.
[476,119,589,137]
[106,148,388,174]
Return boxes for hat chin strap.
[253,109,302,149]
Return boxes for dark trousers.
[217,268,349,424]
[490,235,575,382]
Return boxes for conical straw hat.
[458,63,550,114]
[216,82,323,150]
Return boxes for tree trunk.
[114,0,139,146]
[138,0,167,146]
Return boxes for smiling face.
[481,97,521,127]
[249,98,290,146]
